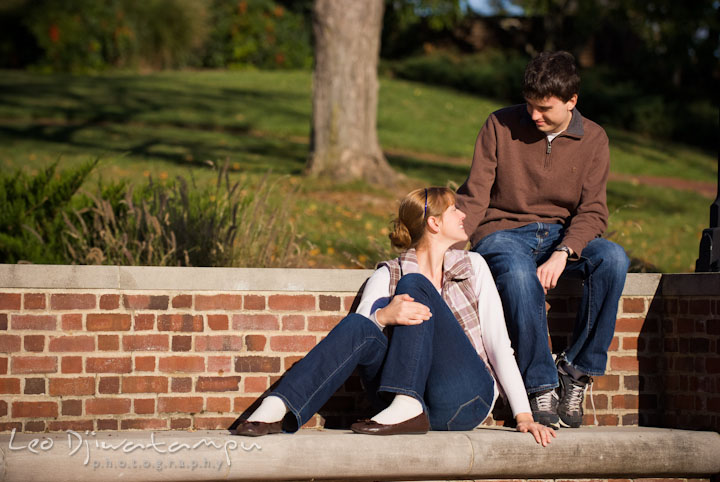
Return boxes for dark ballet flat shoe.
[234,420,283,436]
[350,412,430,435]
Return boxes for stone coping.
[1,264,719,296]
[1,427,718,481]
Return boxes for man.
[455,51,629,429]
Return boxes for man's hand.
[375,294,431,326]
[536,250,568,294]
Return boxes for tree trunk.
[307,0,397,186]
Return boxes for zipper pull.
[546,140,552,154]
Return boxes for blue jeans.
[473,223,629,393]
[270,273,495,432]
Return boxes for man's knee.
[587,239,630,279]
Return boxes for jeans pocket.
[445,395,492,431]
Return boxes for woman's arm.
[355,267,432,327]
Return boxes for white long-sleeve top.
[355,251,532,417]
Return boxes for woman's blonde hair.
[389,187,456,250]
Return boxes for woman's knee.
[395,272,433,296]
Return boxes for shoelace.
[566,378,598,425]
[532,390,557,411]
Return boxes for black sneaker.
[557,362,592,428]
[528,388,560,429]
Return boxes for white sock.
[246,395,288,423]
[371,394,423,425]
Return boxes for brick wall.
[0,266,718,434]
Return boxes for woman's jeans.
[473,222,629,394]
[270,273,495,432]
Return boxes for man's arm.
[455,115,499,244]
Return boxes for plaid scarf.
[378,249,497,383]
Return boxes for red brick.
[690,299,711,315]
[158,396,203,413]
[51,293,96,310]
[319,295,342,311]
[610,356,639,371]
[122,334,169,351]
[98,334,119,351]
[134,313,155,330]
[207,314,229,331]
[206,397,231,412]
[172,335,192,352]
[0,400,6,416]
[24,421,46,433]
[195,335,244,351]
[615,317,646,332]
[245,335,266,351]
[61,356,83,374]
[62,314,82,331]
[607,336,619,351]
[12,355,57,374]
[49,420,93,432]
[235,356,280,373]
[86,357,132,373]
[281,315,305,330]
[121,418,167,430]
[171,377,192,392]
[49,335,95,352]
[13,401,57,417]
[86,313,131,331]
[0,314,6,330]
[586,413,618,426]
[233,314,279,330]
[196,294,242,311]
[344,295,360,312]
[196,376,241,392]
[0,357,7,374]
[268,294,315,311]
[123,376,168,393]
[172,295,192,309]
[270,335,316,352]
[706,358,720,374]
[308,315,343,331]
[11,314,56,330]
[135,356,155,371]
[622,336,638,350]
[97,419,118,430]
[98,376,120,394]
[284,355,303,370]
[622,298,645,313]
[244,294,265,310]
[62,399,82,416]
[208,356,232,373]
[157,314,203,332]
[24,378,45,394]
[123,295,169,310]
[594,374,620,391]
[612,394,639,409]
[49,377,95,396]
[233,397,256,412]
[0,293,21,310]
[23,293,46,310]
[23,335,45,352]
[244,376,268,393]
[194,417,237,430]
[99,294,120,310]
[170,418,192,429]
[0,378,20,393]
[86,398,131,415]
[0,334,21,353]
[159,356,205,373]
[134,398,155,414]
[0,422,22,432]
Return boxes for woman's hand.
[376,294,431,326]
[515,413,556,447]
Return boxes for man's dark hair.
[522,51,580,102]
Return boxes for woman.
[235,187,555,446]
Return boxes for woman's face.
[437,204,467,243]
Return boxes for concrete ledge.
[1,427,718,481]
[4,264,717,296]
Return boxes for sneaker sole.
[558,419,581,428]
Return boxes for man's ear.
[566,94,578,110]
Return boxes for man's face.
[525,94,578,134]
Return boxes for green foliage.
[62,164,303,267]
[0,159,98,263]
[203,0,312,69]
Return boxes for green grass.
[0,69,715,272]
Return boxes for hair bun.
[389,219,412,250]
